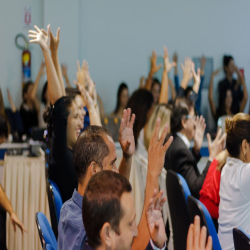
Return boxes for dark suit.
[82,241,168,250]
[164,134,211,198]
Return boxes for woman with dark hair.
[20,62,45,135]
[29,25,82,202]
[218,55,246,115]
[218,113,250,250]
[39,81,49,127]
[112,83,129,119]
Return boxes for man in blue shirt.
[58,108,136,250]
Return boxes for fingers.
[29,30,38,35]
[157,64,163,71]
[215,128,222,141]
[158,124,169,146]
[194,216,200,250]
[219,132,227,145]
[12,221,16,232]
[29,40,38,44]
[129,114,135,129]
[41,28,47,36]
[159,196,166,212]
[163,135,173,152]
[152,117,161,144]
[205,236,213,250]
[28,35,37,39]
[154,190,163,210]
[187,224,194,250]
[34,25,41,32]
[47,24,51,40]
[127,108,131,127]
[199,226,207,249]
[56,27,60,40]
[196,68,201,78]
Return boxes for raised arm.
[191,62,201,94]
[132,119,173,250]
[61,64,71,88]
[50,28,66,96]
[169,79,176,102]
[29,25,63,104]
[235,67,248,112]
[173,52,180,92]
[145,51,162,91]
[208,69,220,120]
[180,58,193,90]
[30,62,45,113]
[159,46,176,104]
[7,89,16,113]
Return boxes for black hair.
[171,98,194,134]
[184,86,193,98]
[22,81,33,103]
[151,77,161,91]
[65,87,81,99]
[73,125,111,182]
[0,115,8,139]
[223,55,234,74]
[127,89,154,147]
[82,171,132,248]
[43,96,75,138]
[41,81,48,105]
[217,87,233,119]
[113,83,128,114]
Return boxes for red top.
[199,159,221,205]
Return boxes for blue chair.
[46,179,63,239]
[167,170,191,250]
[36,212,57,250]
[233,227,250,250]
[187,196,221,250]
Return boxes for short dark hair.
[65,87,81,99]
[151,78,161,91]
[171,98,194,134]
[0,115,8,139]
[225,113,250,158]
[82,171,132,248]
[73,125,111,182]
[22,81,33,102]
[127,89,154,147]
[223,55,234,73]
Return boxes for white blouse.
[218,157,250,250]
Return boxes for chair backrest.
[167,170,191,250]
[187,196,222,250]
[35,212,57,250]
[233,227,250,250]
[46,179,63,239]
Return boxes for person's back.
[218,113,250,250]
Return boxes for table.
[2,150,50,250]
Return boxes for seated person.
[81,171,212,250]
[218,55,246,115]
[218,113,250,250]
[164,98,226,198]
[199,149,228,228]
[58,116,173,250]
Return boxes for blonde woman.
[144,104,171,150]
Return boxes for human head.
[66,87,86,128]
[0,115,8,144]
[127,89,154,147]
[114,83,129,114]
[73,125,118,184]
[22,81,33,103]
[218,88,233,117]
[82,171,137,250]
[184,86,193,99]
[171,98,195,141]
[41,81,49,105]
[43,96,82,149]
[223,55,235,76]
[144,104,171,149]
[151,78,161,104]
[225,113,250,162]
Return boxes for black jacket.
[164,134,211,198]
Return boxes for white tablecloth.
[3,151,50,250]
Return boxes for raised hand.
[10,211,27,234]
[207,128,227,160]
[181,58,193,88]
[146,189,166,249]
[76,83,94,110]
[150,51,162,75]
[148,117,173,177]
[119,108,136,158]
[193,116,206,153]
[187,216,212,250]
[191,62,201,93]
[49,27,60,53]
[200,55,206,74]
[28,25,51,51]
[163,46,176,73]
[173,52,178,64]
[76,60,86,87]
[61,64,68,77]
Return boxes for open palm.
[28,25,50,51]
[119,109,135,158]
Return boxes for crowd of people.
[0,23,250,250]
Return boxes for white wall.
[0,0,43,108]
[1,0,250,124]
